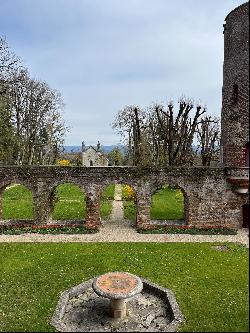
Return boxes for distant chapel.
[81,141,109,167]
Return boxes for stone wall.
[0,166,248,230]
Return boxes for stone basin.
[92,272,143,319]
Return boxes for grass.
[2,185,34,220]
[0,242,248,332]
[52,183,86,220]
[121,185,136,220]
[2,183,115,221]
[100,184,115,219]
[150,186,184,220]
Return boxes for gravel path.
[0,185,249,247]
[0,224,248,247]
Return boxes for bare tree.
[196,116,221,166]
[113,98,220,167]
[112,106,148,165]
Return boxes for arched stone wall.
[0,166,248,230]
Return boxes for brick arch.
[0,178,36,196]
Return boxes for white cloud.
[0,0,246,145]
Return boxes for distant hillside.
[63,145,125,153]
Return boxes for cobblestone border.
[50,277,185,332]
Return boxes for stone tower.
[221,2,249,167]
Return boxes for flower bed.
[138,225,237,235]
[0,224,98,234]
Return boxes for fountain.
[51,272,184,332]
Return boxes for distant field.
[2,183,184,221]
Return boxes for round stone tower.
[221,2,249,167]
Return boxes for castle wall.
[0,166,248,230]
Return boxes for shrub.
[56,159,71,166]
[123,185,136,201]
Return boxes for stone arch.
[0,181,35,221]
[0,178,36,195]
[149,183,188,225]
[49,182,86,222]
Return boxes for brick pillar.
[85,185,102,230]
[136,190,151,229]
[33,182,51,225]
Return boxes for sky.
[0,0,247,146]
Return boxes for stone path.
[109,184,124,222]
[0,184,249,247]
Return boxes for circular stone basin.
[92,272,143,319]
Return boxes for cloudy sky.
[0,0,246,146]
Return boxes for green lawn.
[0,242,248,332]
[100,184,115,219]
[150,186,184,220]
[2,185,34,220]
[52,183,86,220]
[2,183,115,221]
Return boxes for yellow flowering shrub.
[123,185,136,200]
[175,189,183,199]
[57,159,71,166]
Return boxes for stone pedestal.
[109,299,127,319]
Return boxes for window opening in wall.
[90,160,93,166]
[232,83,239,104]
[150,185,185,224]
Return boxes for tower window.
[232,84,238,103]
